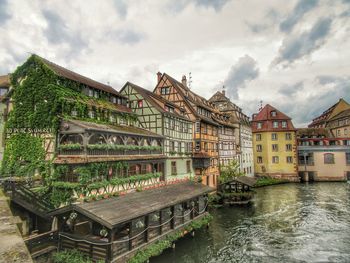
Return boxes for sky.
[0,0,349,127]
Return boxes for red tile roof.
[251,104,295,132]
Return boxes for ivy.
[57,144,83,150]
[1,133,46,177]
[86,144,161,151]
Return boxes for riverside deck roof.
[52,182,214,229]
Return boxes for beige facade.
[298,145,350,181]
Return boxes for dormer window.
[257,122,262,129]
[271,111,277,117]
[165,105,174,113]
[161,87,170,95]
[282,121,287,128]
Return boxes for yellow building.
[252,104,299,181]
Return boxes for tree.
[219,159,244,184]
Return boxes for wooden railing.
[59,148,162,156]
[24,230,58,254]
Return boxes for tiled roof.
[64,119,164,138]
[36,55,122,97]
[251,104,295,132]
[327,108,350,121]
[0,75,10,87]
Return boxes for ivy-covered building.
[1,55,167,209]
[120,82,194,181]
[0,74,10,161]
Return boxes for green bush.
[53,249,104,263]
[254,177,289,187]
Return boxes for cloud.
[273,17,332,66]
[42,9,87,56]
[113,0,128,19]
[0,0,11,24]
[223,55,259,99]
[279,0,319,33]
[168,0,231,13]
[279,81,304,96]
[109,29,145,45]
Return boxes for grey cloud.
[278,76,350,127]
[273,17,332,66]
[280,0,318,33]
[246,23,269,33]
[110,29,145,45]
[0,0,11,24]
[169,0,231,13]
[42,9,87,56]
[113,0,128,19]
[279,81,304,96]
[224,55,259,99]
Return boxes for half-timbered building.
[154,73,232,187]
[209,90,254,176]
[120,82,194,180]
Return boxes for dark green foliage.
[53,249,104,263]
[128,214,213,263]
[1,133,46,177]
[254,177,289,187]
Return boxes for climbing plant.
[1,54,137,177]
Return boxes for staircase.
[3,181,54,218]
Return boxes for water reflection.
[151,183,350,263]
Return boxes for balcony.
[192,152,211,169]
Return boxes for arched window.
[89,134,106,144]
[126,137,137,145]
[324,153,334,164]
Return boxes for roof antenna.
[188,72,192,89]
[259,100,263,111]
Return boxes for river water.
[151,182,350,263]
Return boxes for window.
[286,156,293,163]
[137,100,143,108]
[202,124,207,134]
[0,88,8,96]
[272,144,278,151]
[161,87,170,95]
[111,96,117,104]
[257,156,263,163]
[272,156,279,163]
[169,141,175,152]
[271,133,278,140]
[285,133,292,140]
[165,105,174,112]
[346,153,350,165]
[286,144,292,151]
[324,153,335,164]
[271,111,277,117]
[273,121,279,128]
[186,160,191,173]
[256,145,262,152]
[169,119,175,129]
[186,142,192,153]
[195,141,200,151]
[257,122,262,129]
[282,121,287,128]
[171,161,177,175]
[88,88,94,97]
[256,134,261,141]
[195,121,200,133]
[204,142,208,152]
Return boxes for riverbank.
[0,189,32,263]
[253,177,289,187]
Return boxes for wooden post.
[159,211,163,235]
[170,206,175,229]
[108,228,116,262]
[145,215,149,242]
[128,222,133,251]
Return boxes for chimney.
[157,72,162,83]
[222,90,225,96]
[182,75,187,87]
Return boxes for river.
[151,182,350,263]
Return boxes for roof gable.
[252,104,291,122]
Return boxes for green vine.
[128,214,213,263]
